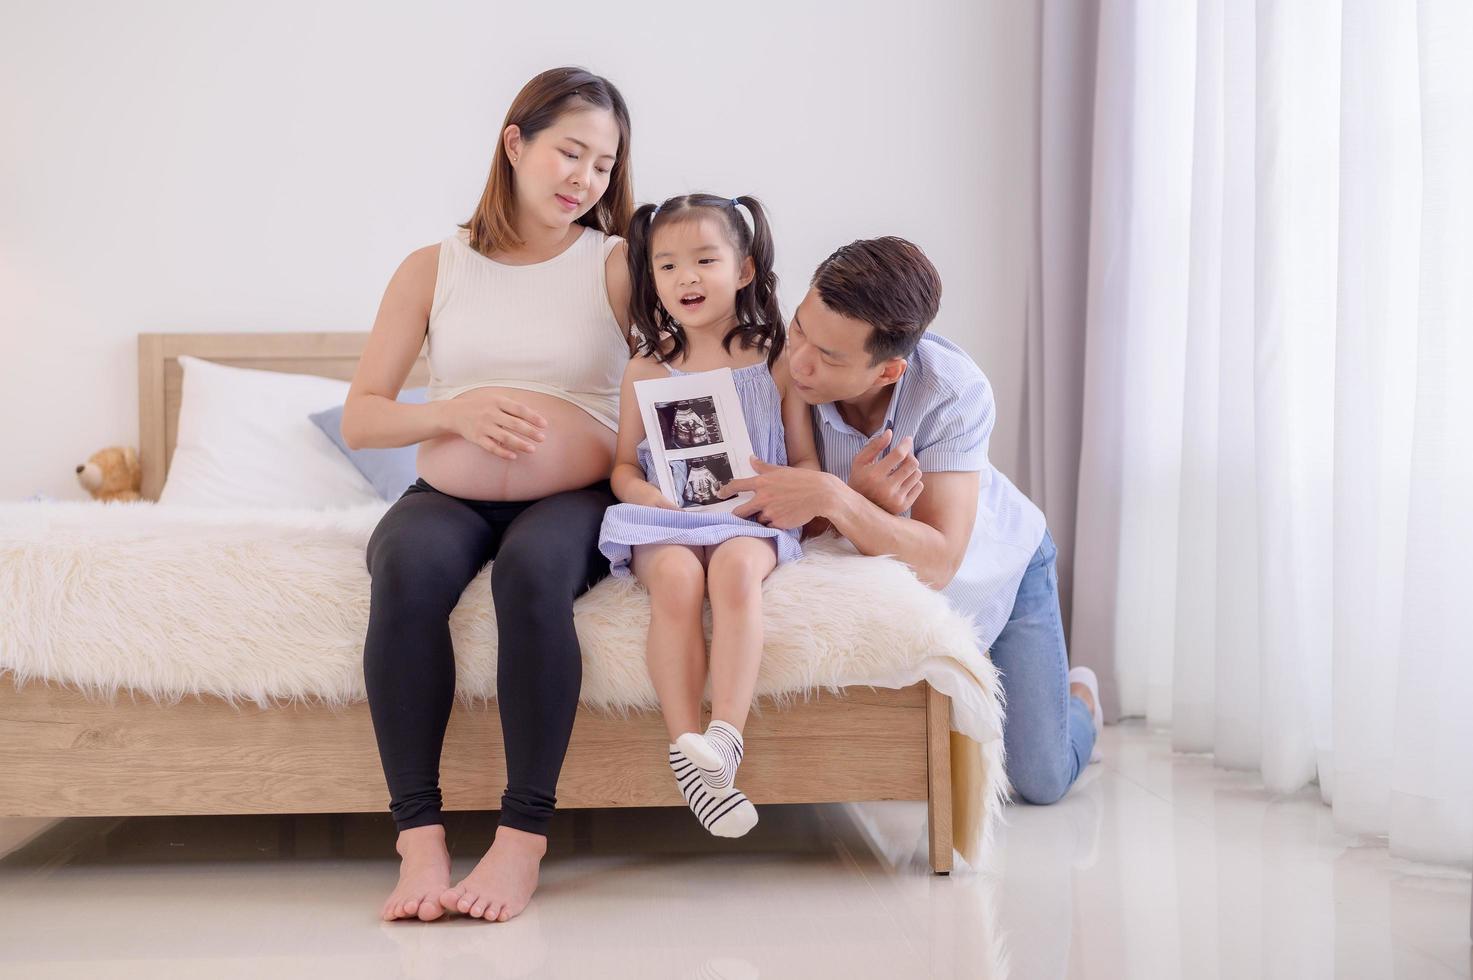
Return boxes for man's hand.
[848,430,924,515]
[719,457,840,530]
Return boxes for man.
[720,237,1100,803]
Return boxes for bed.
[0,332,1007,873]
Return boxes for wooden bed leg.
[925,682,953,874]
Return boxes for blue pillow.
[310,388,426,501]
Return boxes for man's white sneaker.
[1068,665,1104,764]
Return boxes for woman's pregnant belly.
[416,388,616,502]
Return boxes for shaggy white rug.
[0,500,1007,864]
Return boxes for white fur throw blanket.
[0,501,1006,863]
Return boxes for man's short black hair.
[810,237,942,364]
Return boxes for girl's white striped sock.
[668,745,757,838]
[677,720,744,794]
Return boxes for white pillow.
[159,355,382,509]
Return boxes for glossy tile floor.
[1,722,1468,979]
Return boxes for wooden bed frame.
[0,331,957,873]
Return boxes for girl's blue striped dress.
[599,359,804,578]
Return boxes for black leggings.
[363,476,615,837]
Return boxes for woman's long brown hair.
[460,67,633,255]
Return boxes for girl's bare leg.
[704,537,778,732]
[633,544,757,837]
[632,543,709,742]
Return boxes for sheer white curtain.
[1063,0,1472,865]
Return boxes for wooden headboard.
[136,332,429,501]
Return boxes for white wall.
[0,0,1038,502]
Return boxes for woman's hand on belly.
[417,389,616,501]
[441,388,550,459]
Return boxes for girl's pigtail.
[626,202,682,363]
[733,195,785,365]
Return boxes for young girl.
[599,193,820,838]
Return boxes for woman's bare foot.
[1070,681,1096,716]
[382,824,453,922]
[439,824,547,922]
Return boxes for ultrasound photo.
[633,366,754,512]
[669,453,735,508]
[655,396,723,450]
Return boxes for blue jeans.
[991,529,1095,805]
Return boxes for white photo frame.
[634,367,757,513]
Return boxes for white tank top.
[425,225,627,431]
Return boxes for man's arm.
[722,461,979,590]
[824,470,979,590]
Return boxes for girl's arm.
[611,357,678,508]
[774,355,829,538]
[777,355,821,472]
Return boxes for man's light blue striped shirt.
[812,333,1046,650]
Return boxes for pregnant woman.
[340,67,634,924]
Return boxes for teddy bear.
[75,446,142,502]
